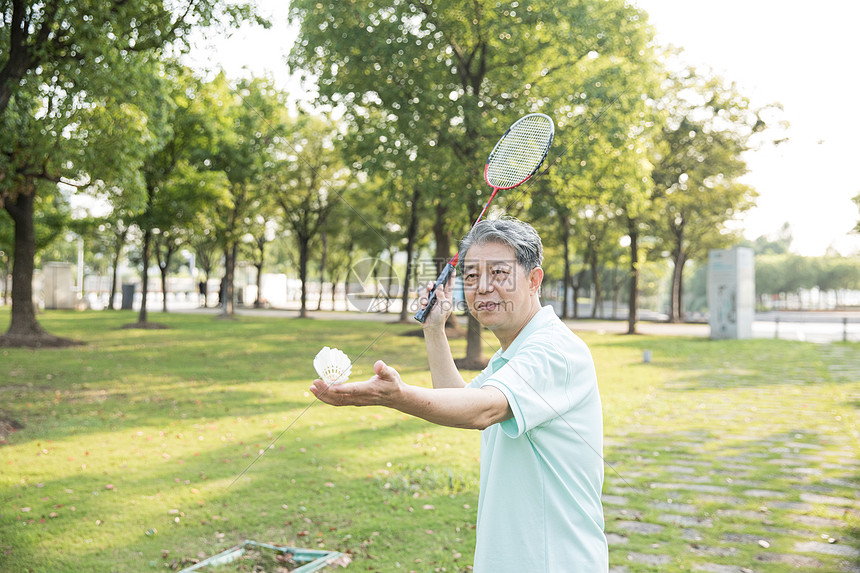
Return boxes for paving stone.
[789,514,846,528]
[661,464,697,474]
[687,544,739,558]
[722,533,768,545]
[681,528,703,541]
[608,566,630,573]
[650,482,731,494]
[800,492,860,509]
[658,513,714,527]
[730,452,771,459]
[743,489,787,499]
[821,477,860,489]
[766,501,814,511]
[613,520,664,535]
[692,563,753,573]
[723,478,765,487]
[606,533,628,545]
[794,541,860,558]
[782,466,823,476]
[718,463,758,472]
[671,459,717,467]
[763,524,818,538]
[766,458,806,466]
[605,508,643,521]
[715,509,771,522]
[696,494,743,505]
[822,462,860,470]
[653,501,698,514]
[625,552,671,566]
[753,553,824,568]
[784,441,824,450]
[601,494,629,506]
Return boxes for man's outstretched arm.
[310,360,511,431]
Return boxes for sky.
[186,0,860,257]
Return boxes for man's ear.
[529,267,544,294]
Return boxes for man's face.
[461,241,540,332]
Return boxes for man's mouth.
[476,301,501,311]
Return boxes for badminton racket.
[414,112,555,322]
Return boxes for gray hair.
[458,217,543,272]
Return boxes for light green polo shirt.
[465,306,607,572]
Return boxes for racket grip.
[414,262,456,323]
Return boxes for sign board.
[43,262,75,310]
[708,247,755,339]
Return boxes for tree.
[741,223,793,255]
[0,0,262,346]
[240,195,281,309]
[190,232,219,307]
[101,209,135,310]
[853,192,860,233]
[268,113,353,318]
[133,66,230,326]
[651,64,783,322]
[205,75,289,318]
[289,0,659,364]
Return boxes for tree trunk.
[626,219,639,335]
[432,203,459,331]
[1,254,10,305]
[159,253,171,313]
[610,267,619,319]
[331,270,340,310]
[156,240,175,314]
[298,236,309,318]
[589,254,602,319]
[571,268,585,319]
[561,214,571,319]
[138,227,152,324]
[254,235,266,308]
[221,244,236,317]
[669,249,687,323]
[108,229,126,310]
[3,188,43,336]
[316,232,326,311]
[201,271,209,308]
[254,263,264,307]
[399,186,421,322]
[668,226,686,323]
[462,313,486,369]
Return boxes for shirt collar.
[497,305,556,360]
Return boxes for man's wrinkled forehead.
[462,257,516,271]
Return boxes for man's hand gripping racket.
[414,113,555,323]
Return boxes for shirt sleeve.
[482,338,596,438]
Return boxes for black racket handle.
[414,262,456,323]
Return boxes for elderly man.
[310,217,607,571]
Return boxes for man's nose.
[477,271,494,294]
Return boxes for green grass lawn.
[1,308,858,572]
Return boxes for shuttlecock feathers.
[313,346,352,385]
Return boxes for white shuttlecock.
[313,346,352,385]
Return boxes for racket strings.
[486,115,554,189]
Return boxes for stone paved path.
[602,344,860,572]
